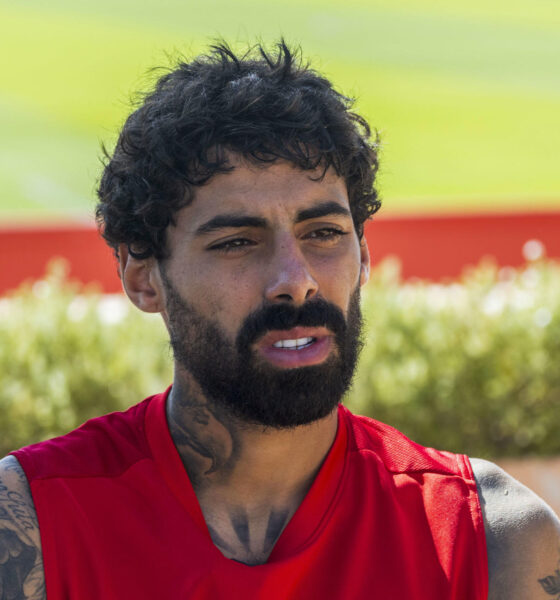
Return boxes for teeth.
[273,336,314,349]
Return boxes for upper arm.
[0,455,45,600]
[471,457,560,600]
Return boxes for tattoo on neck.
[167,381,240,485]
[539,568,560,597]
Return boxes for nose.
[264,237,319,305]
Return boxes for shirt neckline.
[145,387,349,562]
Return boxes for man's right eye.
[208,238,256,253]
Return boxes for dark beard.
[161,270,363,428]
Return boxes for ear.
[118,244,165,313]
[359,237,370,287]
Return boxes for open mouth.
[255,328,333,368]
[272,336,316,350]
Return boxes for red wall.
[0,227,121,294]
[366,211,560,280]
[1,211,559,295]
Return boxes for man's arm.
[0,455,45,600]
[471,457,560,600]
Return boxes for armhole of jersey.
[9,449,35,480]
[460,454,489,600]
[30,479,57,599]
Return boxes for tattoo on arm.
[0,457,45,600]
[0,530,37,597]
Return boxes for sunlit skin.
[161,158,367,345]
[119,156,370,564]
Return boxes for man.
[1,41,559,599]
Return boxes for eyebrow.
[194,200,351,236]
[295,201,351,223]
[195,214,268,235]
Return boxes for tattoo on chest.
[230,507,290,554]
[207,508,291,566]
[230,508,251,550]
[264,509,290,548]
[207,525,236,554]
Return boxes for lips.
[254,327,334,368]
[272,336,314,349]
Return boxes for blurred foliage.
[351,253,560,458]
[1,257,559,457]
[0,261,172,455]
[1,0,560,218]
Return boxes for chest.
[33,464,486,600]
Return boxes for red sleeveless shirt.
[12,390,487,599]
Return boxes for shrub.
[0,261,172,456]
[1,256,559,457]
[351,255,560,458]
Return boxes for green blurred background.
[1,0,559,222]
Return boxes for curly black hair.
[96,40,381,260]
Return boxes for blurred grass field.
[1,0,559,222]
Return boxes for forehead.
[176,159,350,231]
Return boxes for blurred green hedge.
[0,261,172,456]
[1,257,559,458]
[353,255,560,458]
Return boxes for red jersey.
[12,389,487,599]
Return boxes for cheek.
[191,278,258,337]
[215,261,263,300]
[313,259,362,316]
[316,249,362,289]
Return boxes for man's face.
[158,158,370,427]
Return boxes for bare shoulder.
[0,455,45,600]
[471,457,560,600]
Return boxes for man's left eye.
[307,228,348,240]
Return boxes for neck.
[166,368,339,499]
[166,368,339,564]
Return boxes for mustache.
[236,298,347,350]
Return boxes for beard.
[161,270,364,428]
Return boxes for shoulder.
[470,457,560,600]
[343,407,467,476]
[13,398,153,482]
[0,455,45,599]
